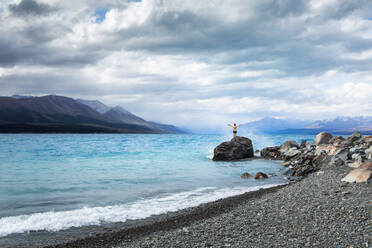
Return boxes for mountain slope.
[0,96,157,133]
[241,117,372,134]
[78,99,186,133]
[76,99,111,114]
[1,95,185,133]
[148,121,187,134]
[103,106,150,126]
[240,117,311,133]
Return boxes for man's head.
[234,123,236,126]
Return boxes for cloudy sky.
[1,0,372,130]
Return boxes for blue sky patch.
[94,8,108,23]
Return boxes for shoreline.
[47,163,370,248]
[0,183,289,248]
[1,163,370,248]
[47,185,289,248]
[2,131,371,248]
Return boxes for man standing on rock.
[228,123,241,139]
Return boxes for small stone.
[316,171,324,176]
[254,172,268,180]
[241,172,252,179]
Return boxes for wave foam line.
[0,184,284,237]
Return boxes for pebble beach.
[42,158,371,248]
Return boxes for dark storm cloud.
[2,0,372,74]
[9,0,54,16]
[97,0,371,78]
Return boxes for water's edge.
[0,183,289,248]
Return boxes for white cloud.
[0,0,372,129]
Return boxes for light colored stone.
[316,171,324,176]
[314,132,333,145]
[360,161,372,171]
[363,136,372,144]
[365,146,372,160]
[341,168,372,183]
[315,145,342,156]
[348,161,362,168]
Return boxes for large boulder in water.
[213,136,254,161]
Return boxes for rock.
[241,172,252,179]
[349,147,365,155]
[280,140,299,150]
[314,132,333,145]
[363,136,372,144]
[280,161,292,167]
[330,156,345,167]
[348,157,364,168]
[254,172,268,180]
[365,146,372,160]
[260,146,281,160]
[341,168,372,183]
[329,146,343,156]
[283,168,295,177]
[340,139,353,146]
[213,136,254,161]
[316,171,324,176]
[315,145,340,156]
[281,147,301,161]
[333,148,350,162]
[348,154,366,169]
[330,136,345,145]
[346,132,362,143]
[360,161,372,171]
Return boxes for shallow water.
[0,133,315,237]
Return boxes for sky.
[0,0,372,131]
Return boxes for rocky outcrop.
[213,136,254,161]
[261,131,372,182]
[314,132,333,145]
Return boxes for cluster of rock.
[261,131,372,183]
[241,172,268,180]
[212,132,372,183]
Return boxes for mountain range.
[0,95,185,134]
[240,117,372,135]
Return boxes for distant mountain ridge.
[241,117,372,134]
[0,95,186,134]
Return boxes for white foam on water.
[206,150,214,159]
[0,183,285,237]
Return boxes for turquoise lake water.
[0,133,316,237]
